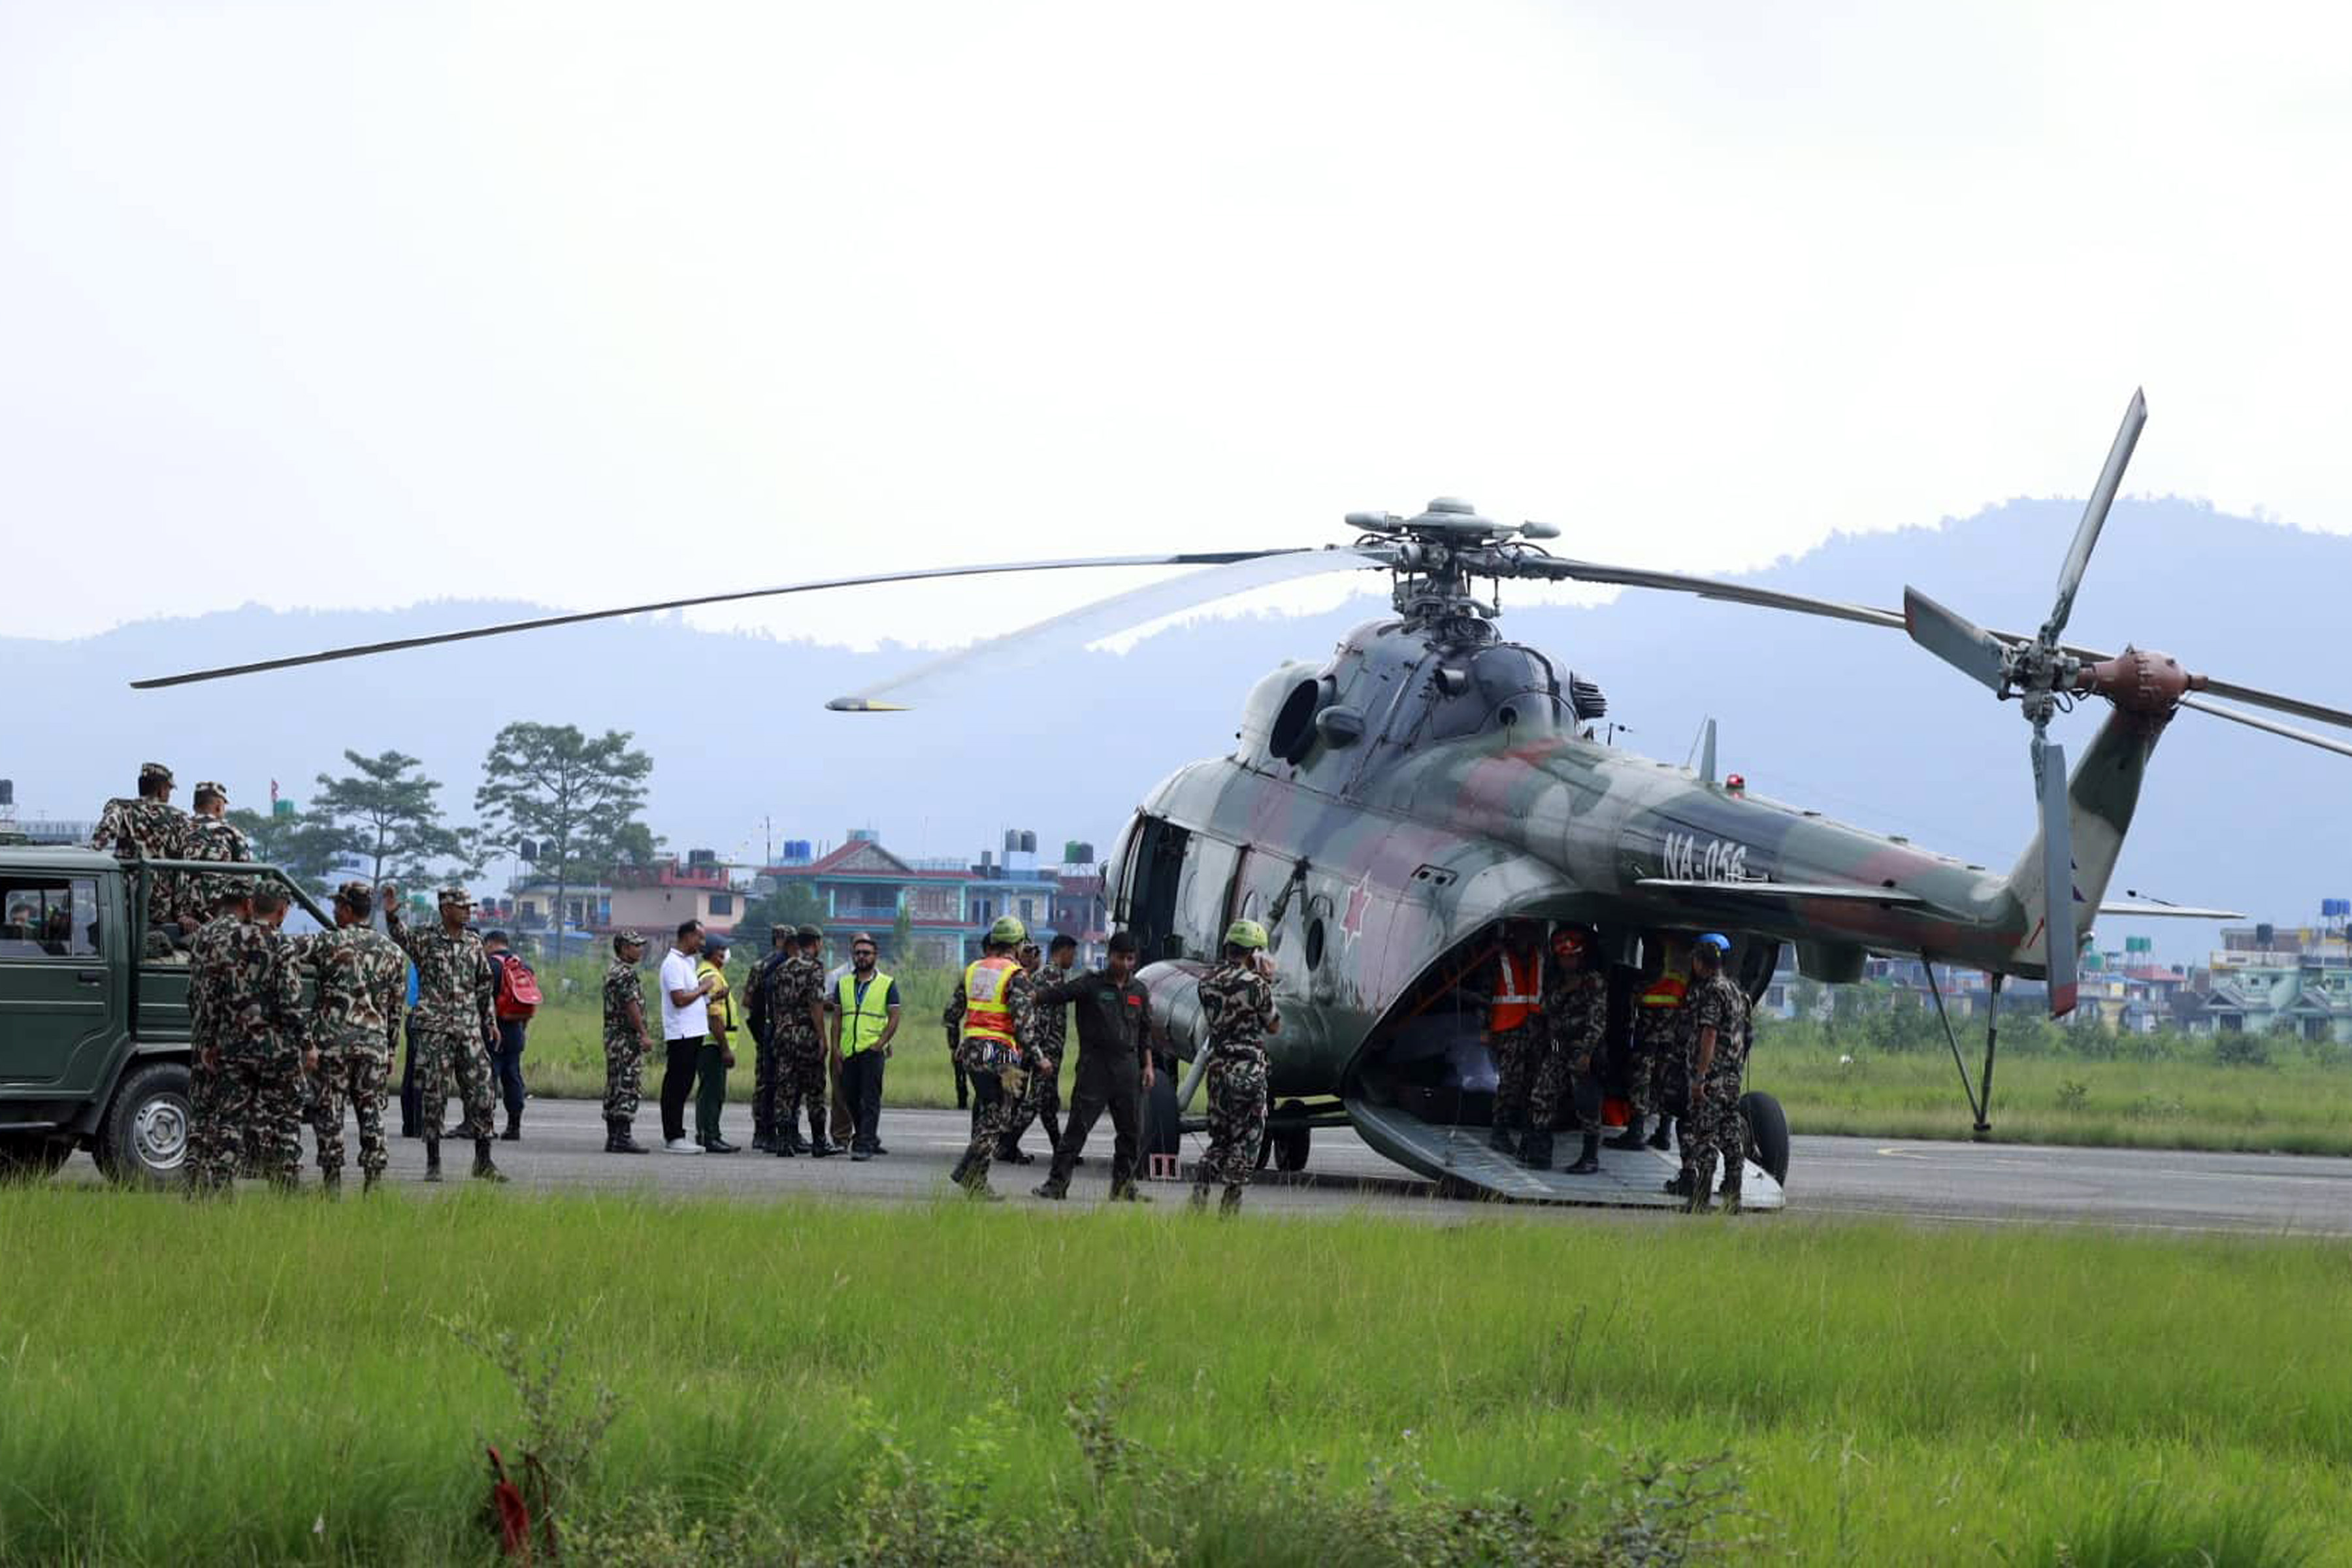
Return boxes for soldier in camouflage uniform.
[948,917,1038,1200]
[745,925,794,1151]
[189,884,310,1192]
[183,877,254,1196]
[290,881,406,1194]
[1613,935,1691,1151]
[996,936,1073,1165]
[768,924,836,1157]
[1190,919,1279,1215]
[91,761,192,949]
[182,781,253,924]
[602,930,652,1152]
[1484,922,1548,1155]
[1521,926,1608,1174]
[384,885,508,1184]
[1673,934,1752,1213]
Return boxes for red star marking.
[1342,883,1370,936]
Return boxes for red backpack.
[493,953,543,1021]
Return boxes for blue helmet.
[1695,932,1733,954]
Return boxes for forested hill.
[8,497,2347,964]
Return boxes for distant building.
[2178,918,2352,1041]
[759,826,1103,968]
[608,850,741,938]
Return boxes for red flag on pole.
[270,779,280,806]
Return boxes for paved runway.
[150,1098,2352,1236]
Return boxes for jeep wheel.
[96,1062,193,1188]
[0,1132,72,1181]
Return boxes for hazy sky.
[7,1,2349,653]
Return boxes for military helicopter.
[139,391,2352,1209]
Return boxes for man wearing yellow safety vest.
[828,932,903,1162]
[948,916,1039,1200]
[1611,932,1690,1151]
[1484,921,1548,1155]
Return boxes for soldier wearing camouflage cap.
[601,930,653,1152]
[286,881,406,1193]
[1188,919,1281,1215]
[90,762,193,940]
[382,884,506,1183]
[180,781,253,926]
[767,924,837,1158]
[947,915,1038,1200]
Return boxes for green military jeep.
[0,848,327,1184]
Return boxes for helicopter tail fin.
[1995,704,2164,986]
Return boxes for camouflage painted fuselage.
[1116,615,2161,1097]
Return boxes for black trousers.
[840,1050,886,1151]
[1044,1051,1143,1194]
[492,1020,528,1117]
[397,1021,421,1134]
[660,1036,702,1142]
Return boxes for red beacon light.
[1725,773,1746,797]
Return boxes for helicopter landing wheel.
[1258,1101,1311,1173]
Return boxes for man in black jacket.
[1030,930,1157,1203]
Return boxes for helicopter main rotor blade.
[828,547,1386,711]
[129,551,1306,690]
[1903,586,2010,693]
[2044,388,2148,645]
[1511,557,1905,631]
[2178,694,2352,760]
[1518,554,2352,738]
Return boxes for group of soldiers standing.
[178,877,510,1195]
[1483,923,1754,1212]
[90,762,255,941]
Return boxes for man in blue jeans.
[482,930,532,1141]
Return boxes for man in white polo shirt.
[658,920,716,1154]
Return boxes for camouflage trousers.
[1488,1024,1540,1131]
[1527,1032,1601,1136]
[310,1033,391,1178]
[1627,1009,1684,1118]
[999,1054,1062,1155]
[954,1063,1020,1191]
[192,1051,304,1191]
[1677,1065,1746,1203]
[776,1033,830,1145]
[603,1032,644,1121]
[184,1052,231,1197]
[751,1026,781,1141]
[415,1028,497,1143]
[1191,1054,1269,1209]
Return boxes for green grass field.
[509,955,2352,1157]
[0,1188,2339,1565]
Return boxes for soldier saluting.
[382,884,508,1184]
[1188,919,1279,1216]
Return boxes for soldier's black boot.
[362,1169,383,1196]
[320,1168,342,1199]
[500,1110,521,1142]
[472,1137,509,1183]
[422,1137,443,1183]
[1566,1134,1602,1175]
[1607,1115,1648,1151]
[1219,1184,1243,1217]
[610,1119,649,1154]
[1487,1117,1518,1156]
[1646,1115,1674,1151]
[1517,1130,1554,1171]
[783,1129,809,1154]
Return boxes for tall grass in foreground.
[0,1188,2344,1563]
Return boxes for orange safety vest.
[1639,971,1688,1009]
[960,956,1020,1047]
[1490,949,1543,1032]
